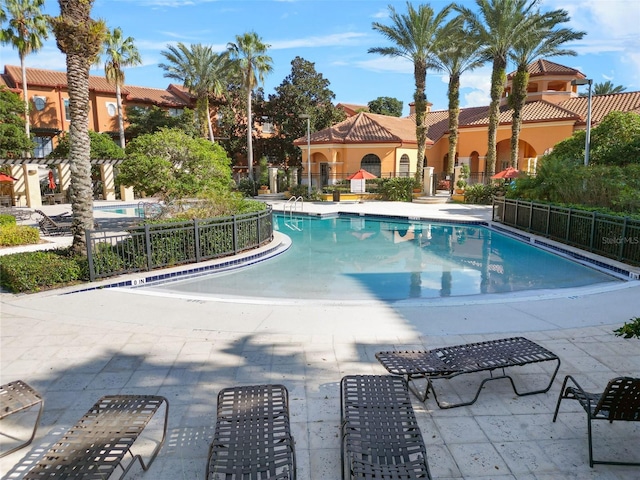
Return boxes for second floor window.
[64,99,71,122]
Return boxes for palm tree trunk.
[66,53,95,254]
[509,69,528,168]
[447,73,461,176]
[205,97,215,142]
[246,84,253,182]
[413,61,427,185]
[20,55,30,141]
[486,56,506,178]
[115,82,125,149]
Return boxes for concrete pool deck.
[2,200,640,479]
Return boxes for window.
[106,102,117,117]
[168,108,183,117]
[361,154,381,178]
[262,117,274,134]
[33,136,53,158]
[33,96,46,111]
[64,99,71,121]
[399,154,410,177]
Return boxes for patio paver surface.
[1,200,639,479]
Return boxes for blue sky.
[2,0,639,116]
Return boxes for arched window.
[399,154,410,177]
[361,154,381,178]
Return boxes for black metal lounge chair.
[376,336,560,408]
[34,209,72,236]
[553,375,640,467]
[341,375,431,479]
[0,380,44,458]
[25,395,169,479]
[207,384,296,479]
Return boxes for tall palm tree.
[508,10,585,167]
[588,81,626,95]
[98,27,141,148]
[431,22,486,176]
[49,0,106,254]
[456,0,537,178]
[1,0,49,141]
[370,2,453,185]
[227,32,273,182]
[160,42,232,142]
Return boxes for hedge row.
[0,224,40,246]
[0,249,86,293]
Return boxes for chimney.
[408,101,432,115]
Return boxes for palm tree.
[508,10,585,167]
[98,27,141,148]
[587,81,627,96]
[0,0,49,141]
[456,0,538,178]
[369,2,453,186]
[160,43,232,142]
[431,22,486,177]
[49,0,106,254]
[227,32,273,182]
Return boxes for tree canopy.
[368,96,403,117]
[512,111,640,213]
[258,56,346,167]
[0,86,34,156]
[48,130,125,159]
[118,128,233,200]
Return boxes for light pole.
[299,114,311,195]
[572,78,593,166]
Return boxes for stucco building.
[295,60,640,189]
[0,65,194,207]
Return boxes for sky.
[1,0,639,116]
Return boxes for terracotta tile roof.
[558,91,640,124]
[294,112,433,146]
[508,59,585,79]
[336,103,369,116]
[415,90,640,143]
[122,85,191,107]
[2,65,191,107]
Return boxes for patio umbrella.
[48,170,56,191]
[491,167,520,179]
[347,169,377,180]
[0,172,16,183]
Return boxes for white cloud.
[440,66,492,108]
[353,56,413,74]
[372,8,388,19]
[268,32,367,50]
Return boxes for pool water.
[152,215,619,302]
[96,206,144,217]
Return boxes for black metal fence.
[86,207,273,281]
[493,197,640,266]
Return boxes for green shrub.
[614,317,640,339]
[464,184,505,204]
[0,224,40,246]
[289,184,322,200]
[237,178,257,197]
[0,214,16,226]
[377,177,414,202]
[0,249,84,293]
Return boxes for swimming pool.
[95,205,144,217]
[149,214,620,302]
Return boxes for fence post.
[145,224,152,271]
[546,204,551,236]
[619,216,629,261]
[194,218,201,263]
[566,208,572,242]
[232,215,238,254]
[589,212,596,251]
[85,229,95,282]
